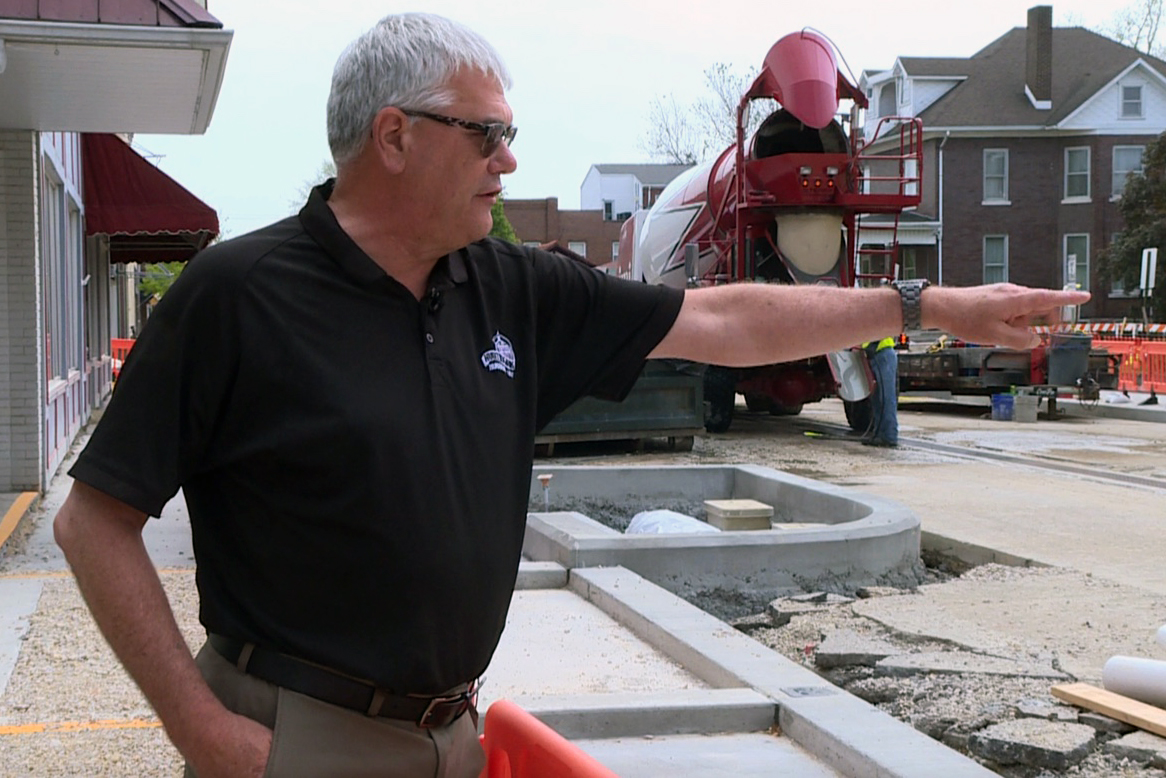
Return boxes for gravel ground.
[732,566,1166,778]
[0,573,201,777]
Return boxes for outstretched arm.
[649,282,1089,365]
[54,482,272,778]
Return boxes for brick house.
[858,4,1166,319]
[505,164,692,267]
[502,197,624,266]
[0,0,230,493]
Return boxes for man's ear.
[369,107,410,173]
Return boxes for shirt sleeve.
[529,250,684,430]
[68,250,243,517]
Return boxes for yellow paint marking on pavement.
[0,717,162,735]
[0,492,37,549]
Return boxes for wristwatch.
[890,279,931,331]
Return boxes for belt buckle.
[417,678,481,729]
[418,692,468,729]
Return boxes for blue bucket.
[990,393,1015,421]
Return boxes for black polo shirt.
[70,183,684,694]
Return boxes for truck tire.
[768,402,804,417]
[843,397,873,434]
[704,367,736,433]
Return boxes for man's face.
[403,69,517,253]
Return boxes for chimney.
[1026,5,1053,109]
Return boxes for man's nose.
[490,141,517,174]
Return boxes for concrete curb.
[569,566,997,778]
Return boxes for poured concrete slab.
[575,732,841,777]
[478,562,996,778]
[524,464,924,600]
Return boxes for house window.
[522,241,541,248]
[899,246,918,279]
[1109,232,1133,296]
[603,200,613,221]
[983,235,1008,284]
[1064,147,1091,199]
[611,241,620,261]
[1122,84,1143,118]
[1112,145,1145,196]
[1064,233,1090,290]
[983,149,1009,202]
[568,241,587,258]
[903,158,918,197]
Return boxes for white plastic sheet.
[625,509,720,535]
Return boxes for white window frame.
[611,241,620,261]
[1112,145,1145,198]
[983,149,1009,204]
[602,200,613,221]
[567,240,587,258]
[983,235,1008,284]
[1064,233,1090,291]
[1064,147,1091,202]
[1121,84,1143,118]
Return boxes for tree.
[490,198,519,243]
[137,261,185,304]
[640,64,776,165]
[1101,0,1166,57]
[1099,130,1166,312]
[292,160,337,209]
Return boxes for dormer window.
[1122,85,1143,118]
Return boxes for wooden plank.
[1051,682,1166,738]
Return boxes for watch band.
[891,279,930,331]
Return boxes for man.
[863,337,900,446]
[53,12,1089,778]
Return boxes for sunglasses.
[401,109,517,157]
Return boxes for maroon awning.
[82,133,219,263]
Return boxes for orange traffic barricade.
[478,699,619,778]
[111,337,135,380]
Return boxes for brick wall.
[940,135,1137,318]
[0,131,44,492]
[503,198,624,265]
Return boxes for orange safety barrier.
[111,338,135,380]
[478,699,619,778]
[1094,338,1166,394]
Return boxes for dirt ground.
[537,396,1166,777]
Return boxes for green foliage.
[490,198,520,243]
[137,262,185,302]
[1100,131,1166,310]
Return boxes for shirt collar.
[298,179,468,291]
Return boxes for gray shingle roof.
[897,26,1166,128]
[591,164,693,185]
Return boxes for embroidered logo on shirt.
[481,332,516,378]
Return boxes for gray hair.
[326,13,512,166]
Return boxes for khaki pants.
[184,642,485,778]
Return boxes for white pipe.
[1102,655,1166,707]
[1158,624,1166,648]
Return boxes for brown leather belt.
[208,633,477,728]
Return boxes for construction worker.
[863,337,900,447]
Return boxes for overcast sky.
[135,0,1136,238]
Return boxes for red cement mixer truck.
[614,31,923,433]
